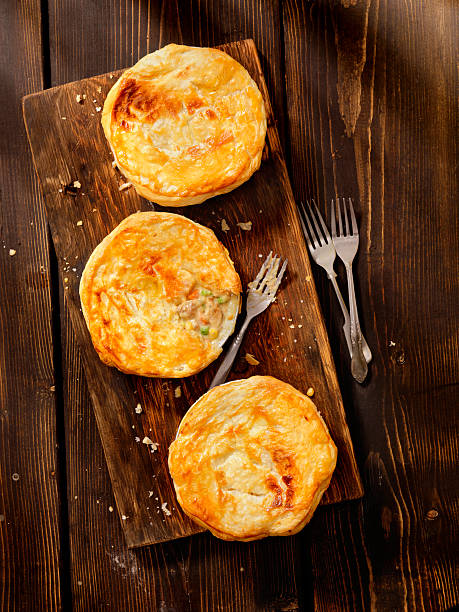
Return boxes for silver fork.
[298,200,372,366]
[331,198,368,383]
[209,252,287,389]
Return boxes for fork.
[209,252,287,389]
[331,198,368,383]
[298,200,372,366]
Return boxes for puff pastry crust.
[168,376,337,540]
[102,44,267,206]
[80,212,241,377]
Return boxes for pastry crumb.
[9,249,16,256]
[161,502,171,516]
[50,385,55,392]
[95,106,102,112]
[76,220,83,226]
[121,514,127,520]
[73,180,81,188]
[108,506,113,512]
[237,221,252,231]
[221,218,230,232]
[135,436,140,442]
[135,403,142,414]
[245,353,260,366]
[142,437,158,451]
[289,324,295,329]
[174,386,181,398]
[306,387,315,397]
[119,182,132,191]
[389,340,396,347]
[97,86,102,93]
[298,324,303,328]
[148,491,154,498]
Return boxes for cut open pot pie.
[80,212,241,377]
[102,43,267,206]
[169,376,337,541]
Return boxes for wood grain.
[47,3,304,609]
[24,37,362,549]
[0,1,62,610]
[283,0,459,610]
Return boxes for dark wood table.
[1,1,457,610]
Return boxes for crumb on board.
[97,86,102,93]
[306,387,315,397]
[221,218,230,232]
[237,221,252,231]
[76,220,83,226]
[135,436,140,442]
[142,437,158,451]
[121,515,127,520]
[174,386,181,398]
[9,249,16,256]
[289,324,295,329]
[161,502,171,516]
[389,340,396,346]
[298,324,303,328]
[119,182,132,191]
[95,106,102,112]
[135,403,142,414]
[108,506,113,512]
[245,353,260,366]
[149,491,154,498]
[73,180,81,189]
[50,385,55,392]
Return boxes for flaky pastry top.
[102,44,267,206]
[80,212,241,377]
[169,376,337,540]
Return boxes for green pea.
[200,326,209,335]
[200,289,212,296]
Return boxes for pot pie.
[102,43,267,206]
[168,376,337,541]
[80,212,241,377]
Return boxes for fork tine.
[252,251,273,287]
[330,199,337,237]
[261,257,280,293]
[337,198,343,236]
[348,197,358,235]
[311,199,331,241]
[297,203,315,251]
[267,258,288,298]
[343,197,350,235]
[255,254,277,292]
[303,202,321,248]
[307,200,326,246]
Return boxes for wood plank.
[48,3,306,609]
[24,36,361,549]
[0,1,62,610]
[283,0,459,610]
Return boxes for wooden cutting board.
[23,39,363,548]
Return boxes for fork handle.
[345,264,368,383]
[328,273,372,363]
[209,315,252,389]
[328,273,352,356]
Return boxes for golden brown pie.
[168,376,337,540]
[80,212,241,377]
[102,44,267,206]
